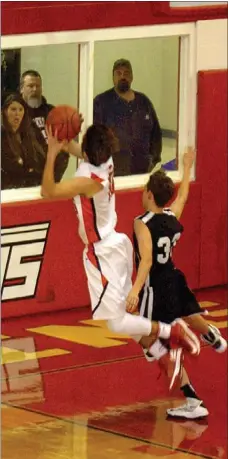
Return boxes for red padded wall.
[1,200,89,319]
[2,182,202,319]
[196,70,228,288]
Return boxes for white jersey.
[74,157,117,245]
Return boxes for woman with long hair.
[1,93,46,189]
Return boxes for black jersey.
[133,208,184,286]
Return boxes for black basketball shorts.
[138,268,205,324]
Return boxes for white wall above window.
[197,19,228,71]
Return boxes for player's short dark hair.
[82,124,119,167]
[146,169,175,207]
[20,70,42,89]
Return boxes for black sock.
[181,383,200,400]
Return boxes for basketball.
[46,105,82,141]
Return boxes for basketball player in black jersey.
[126,148,227,419]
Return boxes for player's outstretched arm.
[170,147,195,220]
[41,127,102,199]
[126,219,153,313]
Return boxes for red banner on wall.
[1,1,227,35]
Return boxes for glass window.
[1,23,196,202]
[93,37,179,177]
[1,43,79,193]
[1,49,21,95]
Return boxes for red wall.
[197,70,228,287]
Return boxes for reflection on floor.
[1,286,227,459]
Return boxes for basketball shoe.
[167,398,209,419]
[201,324,227,353]
[169,319,200,355]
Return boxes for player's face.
[6,101,25,132]
[113,66,133,93]
[21,75,42,108]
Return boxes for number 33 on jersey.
[133,209,184,275]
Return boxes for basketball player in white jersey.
[41,124,201,371]
[126,148,227,418]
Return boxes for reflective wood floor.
[1,287,227,459]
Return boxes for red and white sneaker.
[169,319,200,356]
[159,348,184,391]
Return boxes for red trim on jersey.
[80,172,104,243]
[87,245,107,288]
[80,196,101,243]
[91,173,104,184]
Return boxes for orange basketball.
[46,105,82,141]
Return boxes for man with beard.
[20,69,69,182]
[93,59,162,176]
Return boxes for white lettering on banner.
[1,222,50,302]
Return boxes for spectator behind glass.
[94,59,162,176]
[20,69,69,181]
[1,93,46,189]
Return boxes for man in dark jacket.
[20,69,69,181]
[94,59,162,176]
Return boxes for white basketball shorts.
[83,231,133,320]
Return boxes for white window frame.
[1,22,196,204]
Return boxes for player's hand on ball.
[46,125,68,159]
[183,147,195,169]
[126,287,139,313]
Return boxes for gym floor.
[2,286,227,459]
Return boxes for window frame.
[1,22,196,203]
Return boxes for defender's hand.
[183,147,195,169]
[126,287,139,313]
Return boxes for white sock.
[158,322,171,340]
[148,339,168,360]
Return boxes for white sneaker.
[201,324,227,353]
[167,398,209,419]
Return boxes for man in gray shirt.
[94,59,162,176]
